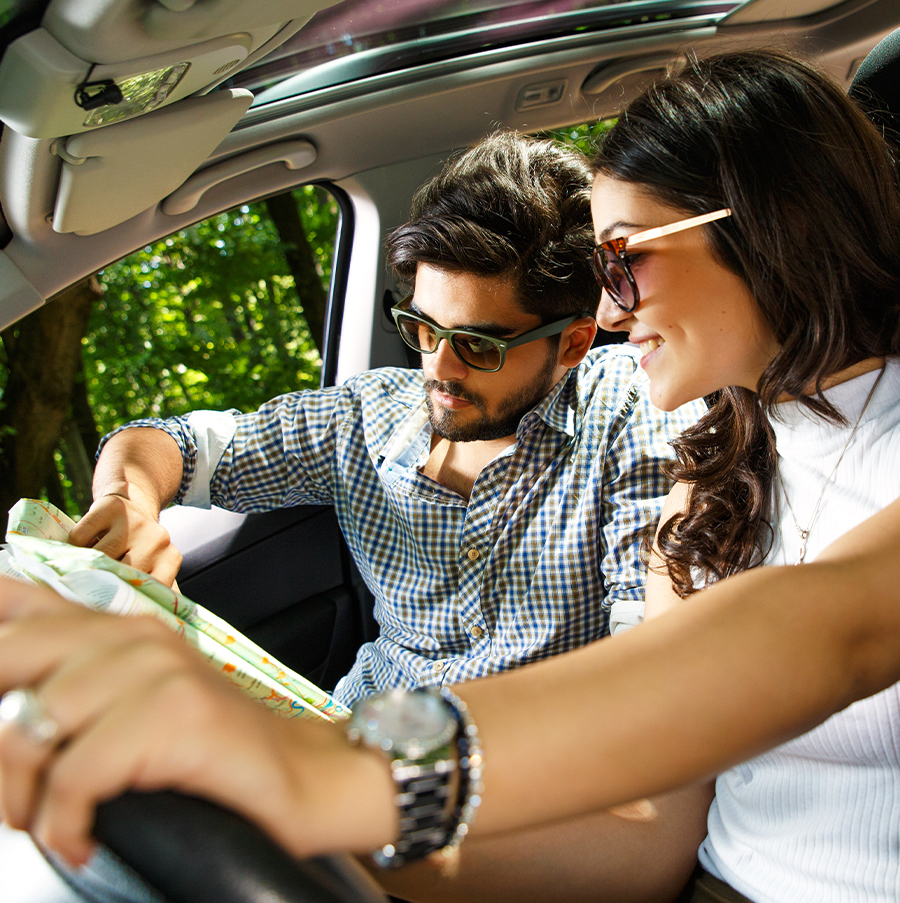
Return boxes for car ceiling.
[0,0,898,332]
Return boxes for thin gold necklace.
[778,363,887,565]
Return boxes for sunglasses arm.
[504,315,579,349]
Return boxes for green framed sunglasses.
[391,296,577,372]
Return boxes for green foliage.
[543,120,615,158]
[85,186,338,435]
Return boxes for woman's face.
[592,175,780,411]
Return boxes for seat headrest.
[850,28,900,143]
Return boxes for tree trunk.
[0,276,102,517]
[60,418,96,513]
[264,192,327,354]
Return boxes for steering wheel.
[92,791,391,903]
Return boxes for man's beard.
[424,348,558,442]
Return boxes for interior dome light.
[82,62,189,127]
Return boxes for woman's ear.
[559,317,598,367]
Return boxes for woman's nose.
[596,291,634,335]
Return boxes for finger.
[36,617,189,740]
[68,501,118,548]
[0,577,74,623]
[32,667,241,865]
[0,603,167,694]
[0,714,56,830]
[121,544,182,587]
[71,496,148,560]
[94,519,176,574]
[0,619,187,832]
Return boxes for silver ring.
[0,688,59,745]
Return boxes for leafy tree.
[0,278,103,516]
[0,186,337,517]
[0,125,603,519]
[543,121,614,157]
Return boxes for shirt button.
[466,548,480,561]
[433,661,445,672]
[470,625,484,638]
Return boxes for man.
[72,131,703,707]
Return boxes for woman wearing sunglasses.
[585,49,900,902]
[2,49,900,903]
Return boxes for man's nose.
[428,336,469,380]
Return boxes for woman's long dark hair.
[593,51,900,596]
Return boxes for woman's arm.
[2,495,900,868]
[643,480,691,618]
[374,781,711,903]
[462,492,900,835]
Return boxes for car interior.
[1,0,900,901]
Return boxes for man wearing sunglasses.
[74,131,703,709]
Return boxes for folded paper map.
[1,498,350,723]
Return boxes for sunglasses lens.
[452,334,503,371]
[592,246,637,311]
[395,312,502,370]
[396,314,438,352]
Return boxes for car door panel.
[161,503,377,692]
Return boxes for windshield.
[230,0,741,105]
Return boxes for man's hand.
[69,494,182,587]
[72,427,187,586]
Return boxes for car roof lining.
[0,0,897,304]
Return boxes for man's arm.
[68,427,184,584]
[599,365,704,634]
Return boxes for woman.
[2,51,900,903]
[588,50,900,902]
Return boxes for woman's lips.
[637,336,665,368]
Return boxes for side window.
[543,120,624,346]
[546,120,614,155]
[0,185,339,518]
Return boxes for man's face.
[411,264,568,442]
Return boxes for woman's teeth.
[639,337,665,355]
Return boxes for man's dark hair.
[385,130,599,321]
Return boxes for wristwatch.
[346,687,458,868]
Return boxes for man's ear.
[558,317,598,367]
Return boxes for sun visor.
[0,0,344,140]
[43,0,345,60]
[51,88,252,235]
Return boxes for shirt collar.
[518,368,578,439]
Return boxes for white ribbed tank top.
[699,358,900,902]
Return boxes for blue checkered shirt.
[105,344,702,706]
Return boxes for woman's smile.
[592,176,779,411]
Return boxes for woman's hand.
[0,578,395,866]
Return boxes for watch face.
[354,688,455,758]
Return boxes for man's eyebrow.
[597,220,644,242]
[407,301,515,337]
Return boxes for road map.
[0,499,350,723]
